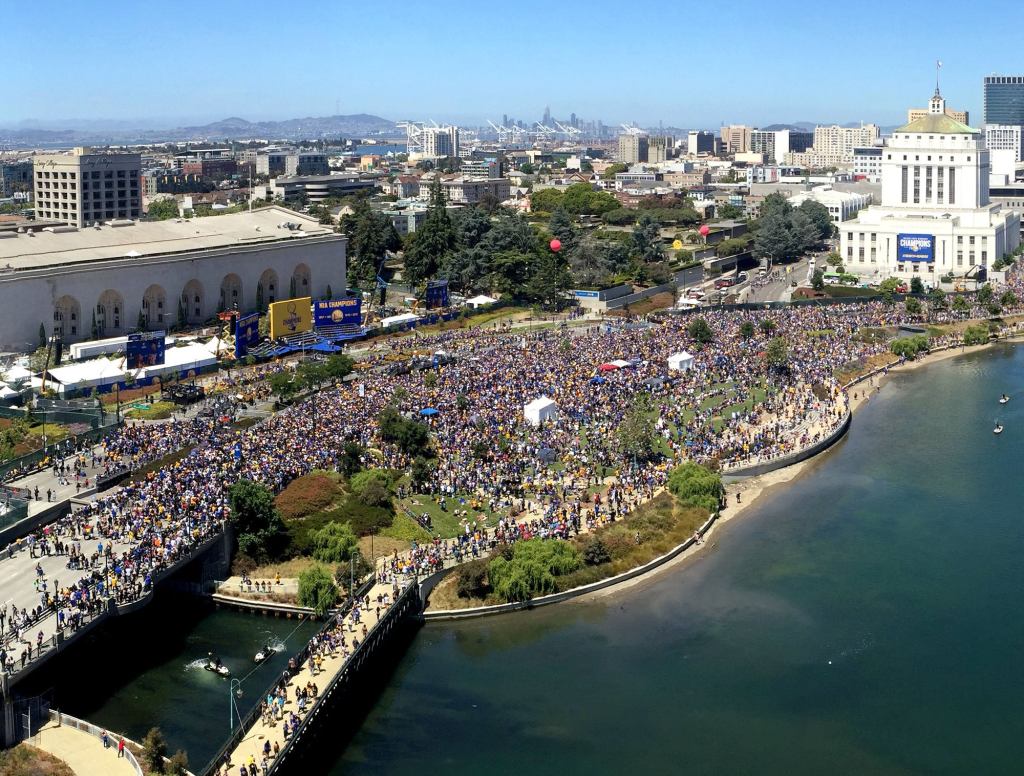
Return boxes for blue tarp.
[420,407,439,416]
[308,341,342,353]
[590,376,607,384]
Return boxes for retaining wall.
[721,411,852,480]
[423,511,718,621]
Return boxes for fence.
[0,419,121,482]
[49,710,145,776]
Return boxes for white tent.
[47,358,126,395]
[0,383,20,403]
[668,350,695,372]
[465,294,497,309]
[524,396,558,427]
[380,313,420,328]
[137,342,218,380]
[2,365,33,384]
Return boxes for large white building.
[985,124,1024,164]
[33,147,141,227]
[839,91,1020,284]
[785,124,881,169]
[0,207,346,351]
[789,185,873,226]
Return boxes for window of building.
[969,236,975,245]
[957,251,963,266]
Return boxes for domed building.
[840,89,1020,285]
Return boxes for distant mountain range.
[0,114,398,148]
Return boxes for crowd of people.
[4,281,1023,680]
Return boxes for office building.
[647,136,673,164]
[419,177,511,205]
[285,152,330,177]
[618,134,648,164]
[985,124,1024,163]
[271,173,378,203]
[750,130,813,164]
[181,158,238,178]
[418,126,460,161]
[461,158,502,179]
[32,147,141,227]
[720,125,752,155]
[839,90,1019,284]
[0,207,345,349]
[983,76,1024,125]
[853,146,884,182]
[255,148,292,176]
[0,161,32,197]
[688,131,716,155]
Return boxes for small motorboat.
[999,394,1010,404]
[254,643,279,664]
[204,655,230,677]
[993,424,1004,435]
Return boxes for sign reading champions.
[898,233,934,263]
[314,298,362,328]
[268,296,312,340]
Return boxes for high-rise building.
[688,130,716,155]
[33,147,141,227]
[840,89,1019,283]
[750,130,813,164]
[720,125,753,155]
[618,134,649,164]
[647,136,673,164]
[0,160,32,197]
[420,126,460,160]
[985,125,1024,163]
[983,76,1024,125]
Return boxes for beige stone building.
[33,147,141,227]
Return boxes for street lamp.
[229,679,244,731]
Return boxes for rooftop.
[0,206,335,271]
[895,114,979,135]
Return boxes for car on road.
[737,272,748,283]
[714,277,737,289]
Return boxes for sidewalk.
[33,721,138,776]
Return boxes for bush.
[455,558,491,598]
[298,564,338,615]
[167,750,190,776]
[350,469,394,507]
[582,537,612,566]
[230,552,257,577]
[963,325,990,346]
[687,317,714,344]
[487,539,582,602]
[667,462,723,513]
[142,728,168,773]
[890,335,929,359]
[274,471,341,520]
[311,521,359,563]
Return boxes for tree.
[167,751,190,776]
[715,237,749,258]
[910,276,925,294]
[667,462,723,513]
[759,192,792,220]
[137,309,147,332]
[717,203,744,220]
[376,406,431,457]
[879,277,902,294]
[826,251,843,268]
[519,162,535,175]
[147,199,179,220]
[952,295,970,315]
[548,208,577,253]
[142,728,168,773]
[487,539,582,602]
[977,283,994,304]
[38,323,46,349]
[631,213,665,264]
[1001,289,1018,308]
[311,522,359,563]
[797,199,834,240]
[601,163,629,179]
[404,178,457,284]
[228,480,287,562]
[339,441,364,477]
[963,324,990,345]
[525,252,572,308]
[753,212,795,261]
[410,455,437,490]
[618,393,658,462]
[812,269,825,291]
[739,321,755,339]
[269,370,296,399]
[350,469,393,507]
[298,564,339,616]
[687,317,714,344]
[759,318,776,335]
[905,297,922,314]
[928,287,947,309]
[789,210,819,253]
[765,336,789,370]
[601,208,638,226]
[529,188,564,214]
[452,206,493,249]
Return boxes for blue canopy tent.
[308,340,342,353]
[590,376,607,385]
[419,407,439,416]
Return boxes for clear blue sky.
[5,0,1021,129]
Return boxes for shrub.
[963,325,990,346]
[582,537,612,566]
[890,335,930,359]
[350,469,394,507]
[167,750,190,776]
[298,564,338,615]
[667,462,723,513]
[274,471,341,520]
[455,558,491,598]
[311,521,359,563]
[687,316,714,344]
[142,728,168,773]
[230,552,256,577]
[487,539,582,602]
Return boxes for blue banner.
[126,331,165,369]
[898,233,934,263]
[425,280,449,309]
[235,313,259,358]
[314,298,362,327]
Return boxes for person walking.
[101,729,109,748]
[118,737,126,758]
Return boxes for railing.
[199,574,378,776]
[49,710,145,776]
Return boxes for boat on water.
[999,394,1010,404]
[204,654,230,677]
[254,643,279,664]
[993,424,1004,435]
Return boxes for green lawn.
[395,491,508,539]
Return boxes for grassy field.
[394,491,506,539]
[124,400,176,420]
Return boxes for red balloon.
[550,239,562,252]
[698,225,710,237]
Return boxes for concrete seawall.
[721,411,852,481]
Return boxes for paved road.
[34,720,139,776]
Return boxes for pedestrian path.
[33,720,139,776]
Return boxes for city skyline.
[5,0,1023,130]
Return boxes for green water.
[332,344,1024,775]
[50,599,320,769]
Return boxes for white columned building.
[840,89,1020,285]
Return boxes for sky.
[5,0,1023,130]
